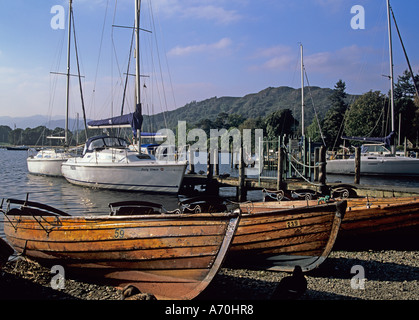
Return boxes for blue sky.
[0,0,418,121]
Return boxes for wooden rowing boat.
[1,198,240,300]
[178,196,347,272]
[0,238,13,270]
[249,195,419,237]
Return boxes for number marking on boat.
[114,228,125,239]
[286,220,301,228]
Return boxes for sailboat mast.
[135,0,142,149]
[65,0,72,146]
[301,44,305,137]
[387,0,395,154]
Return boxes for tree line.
[307,70,419,150]
[0,125,87,146]
[189,69,419,151]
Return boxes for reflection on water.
[0,149,177,238]
[0,150,179,214]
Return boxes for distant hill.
[1,86,359,131]
[142,86,358,131]
[0,115,92,131]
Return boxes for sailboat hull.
[326,156,419,176]
[27,150,73,177]
[62,159,187,193]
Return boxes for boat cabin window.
[103,137,128,148]
[84,136,129,154]
[137,154,153,160]
[361,144,390,154]
[90,139,106,150]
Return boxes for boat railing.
[1,198,71,217]
[109,201,181,216]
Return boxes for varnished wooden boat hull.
[226,201,347,272]
[251,196,419,237]
[2,201,239,300]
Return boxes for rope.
[288,153,319,169]
[289,161,323,187]
[304,71,326,146]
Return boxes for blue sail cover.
[88,111,143,137]
[342,131,395,149]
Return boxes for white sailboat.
[326,0,419,177]
[27,0,77,177]
[61,0,187,193]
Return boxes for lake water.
[2,147,419,239]
[0,148,261,239]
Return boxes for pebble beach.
[0,229,417,302]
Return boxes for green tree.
[306,117,323,143]
[0,126,12,144]
[264,109,297,140]
[9,128,24,145]
[227,113,245,128]
[395,98,417,144]
[322,80,349,148]
[393,69,419,146]
[195,118,213,137]
[239,117,265,132]
[344,91,388,138]
[394,69,419,100]
[213,112,229,129]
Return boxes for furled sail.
[341,131,395,148]
[88,111,143,137]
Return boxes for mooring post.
[302,136,308,178]
[213,148,219,177]
[277,146,285,191]
[187,146,195,174]
[319,146,328,195]
[308,137,312,181]
[354,146,361,184]
[313,147,319,182]
[288,141,292,178]
[238,146,247,202]
[207,150,213,180]
[230,141,234,169]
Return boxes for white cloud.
[182,5,242,25]
[168,38,232,57]
[304,45,376,75]
[0,67,51,117]
[251,44,378,76]
[313,0,346,12]
[250,45,296,71]
[153,0,243,25]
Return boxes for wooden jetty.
[179,143,419,199]
[181,173,419,200]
